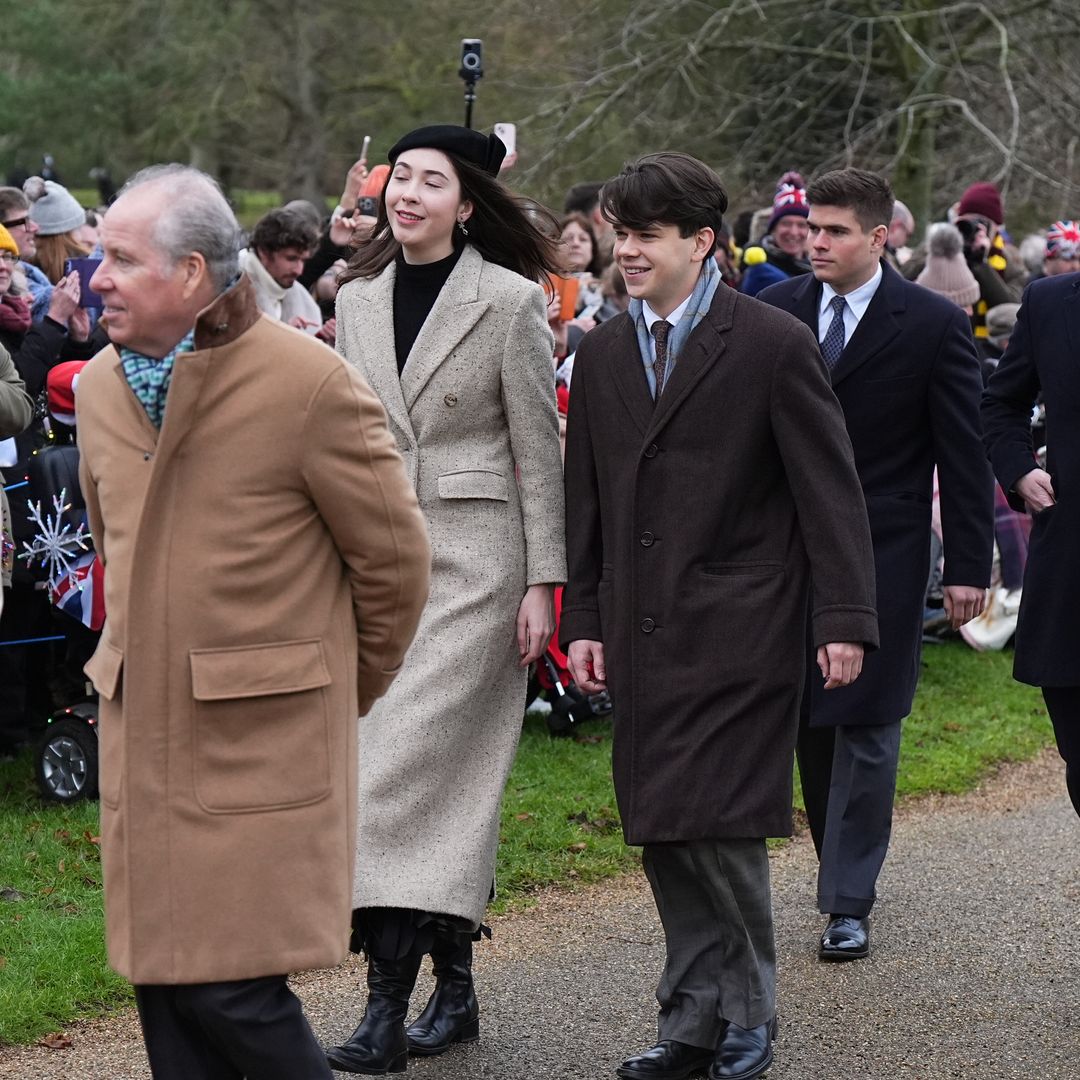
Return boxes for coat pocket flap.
[437,469,509,501]
[84,640,124,701]
[190,639,331,701]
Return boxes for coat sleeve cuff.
[527,557,568,588]
[558,605,602,652]
[811,607,879,651]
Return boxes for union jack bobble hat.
[1046,220,1080,259]
[767,170,809,233]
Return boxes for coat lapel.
[646,286,731,438]
[400,246,490,411]
[607,314,655,437]
[784,270,821,333]
[829,261,905,388]
[349,264,415,443]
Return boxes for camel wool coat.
[335,245,566,925]
[77,278,431,985]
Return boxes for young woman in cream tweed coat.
[329,125,567,1075]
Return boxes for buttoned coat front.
[760,262,995,725]
[560,285,879,844]
[335,245,566,924]
[76,279,431,985]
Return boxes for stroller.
[17,362,102,803]
[526,586,612,735]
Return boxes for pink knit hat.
[916,223,980,308]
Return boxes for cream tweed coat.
[336,245,567,924]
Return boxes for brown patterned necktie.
[651,319,672,399]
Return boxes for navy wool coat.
[561,284,878,845]
[759,261,994,726]
[982,271,1080,687]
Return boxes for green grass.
[0,770,131,1047]
[0,641,1051,1045]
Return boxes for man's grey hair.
[118,164,241,291]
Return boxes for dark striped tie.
[821,294,847,368]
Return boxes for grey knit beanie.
[916,223,980,308]
[25,177,86,236]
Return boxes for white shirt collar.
[819,261,883,322]
[643,293,692,331]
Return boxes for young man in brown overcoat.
[76,165,431,1079]
[561,153,879,1080]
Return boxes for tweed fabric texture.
[336,245,566,924]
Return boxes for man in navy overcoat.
[760,168,994,961]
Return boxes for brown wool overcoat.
[76,278,431,985]
[560,285,879,844]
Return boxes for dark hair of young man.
[806,169,894,233]
[563,181,604,216]
[249,209,319,256]
[600,153,728,256]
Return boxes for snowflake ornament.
[19,489,91,591]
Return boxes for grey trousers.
[797,720,903,918]
[642,839,776,1045]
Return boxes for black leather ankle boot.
[325,953,423,1074]
[405,938,479,1056]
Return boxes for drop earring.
[457,219,469,237]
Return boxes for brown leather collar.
[193,273,262,350]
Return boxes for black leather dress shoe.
[707,1019,776,1080]
[819,914,870,961]
[616,1039,715,1079]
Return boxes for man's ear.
[869,224,888,253]
[691,227,716,263]
[180,252,211,299]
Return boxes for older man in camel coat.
[76,164,430,1080]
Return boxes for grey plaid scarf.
[629,254,722,398]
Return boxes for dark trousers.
[134,976,332,1080]
[797,719,903,918]
[642,839,775,1044]
[1042,686,1080,818]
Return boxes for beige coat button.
[444,393,458,407]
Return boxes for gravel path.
[2,749,1075,1080]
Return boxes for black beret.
[388,125,506,177]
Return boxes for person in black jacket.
[0,224,102,755]
[982,271,1080,817]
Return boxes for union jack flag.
[52,552,105,631]
[1046,220,1080,258]
[774,183,808,213]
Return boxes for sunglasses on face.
[2,216,30,230]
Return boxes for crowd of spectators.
[0,150,1070,756]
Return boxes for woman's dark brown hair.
[339,152,562,288]
[559,211,602,276]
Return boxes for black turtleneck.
[393,246,463,373]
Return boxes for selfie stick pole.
[463,78,477,129]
